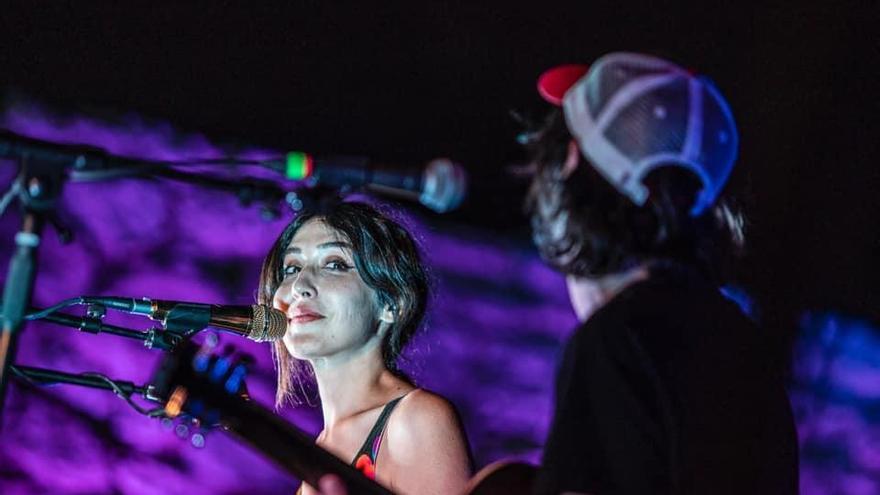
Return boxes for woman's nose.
[291,268,317,300]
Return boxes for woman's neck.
[566,264,650,323]
[310,340,394,427]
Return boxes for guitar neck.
[151,340,393,494]
[157,351,391,495]
[152,339,535,495]
[212,392,394,494]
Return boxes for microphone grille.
[249,305,287,342]
[420,158,467,213]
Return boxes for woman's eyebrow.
[283,241,352,256]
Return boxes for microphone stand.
[6,307,221,422]
[144,167,292,220]
[9,363,171,423]
[5,308,209,426]
[10,364,152,399]
[38,308,189,351]
[0,155,67,418]
[0,130,293,423]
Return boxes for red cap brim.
[537,64,589,106]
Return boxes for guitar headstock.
[148,338,394,494]
[149,337,253,428]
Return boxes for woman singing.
[258,201,471,495]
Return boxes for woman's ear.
[378,304,397,324]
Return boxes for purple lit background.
[0,105,575,494]
[0,102,878,495]
[1,3,879,490]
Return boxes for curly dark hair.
[258,201,429,407]
[524,108,745,281]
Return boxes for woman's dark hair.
[524,108,745,281]
[258,201,429,407]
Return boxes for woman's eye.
[324,260,351,271]
[282,265,301,276]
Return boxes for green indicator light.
[285,151,311,180]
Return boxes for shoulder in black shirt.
[534,268,799,495]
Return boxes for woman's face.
[273,219,392,363]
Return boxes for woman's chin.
[283,333,323,360]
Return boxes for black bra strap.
[351,394,407,465]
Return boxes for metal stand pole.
[0,158,65,417]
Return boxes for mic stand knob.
[144,383,161,402]
[144,326,191,351]
[85,304,106,320]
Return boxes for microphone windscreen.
[249,305,287,342]
[420,158,467,213]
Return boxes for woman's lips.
[290,313,324,324]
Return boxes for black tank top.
[351,394,406,480]
[295,395,408,494]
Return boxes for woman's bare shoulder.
[381,388,471,493]
[396,388,459,420]
[386,388,468,456]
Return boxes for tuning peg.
[174,421,190,439]
[191,431,206,448]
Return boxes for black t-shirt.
[534,268,799,495]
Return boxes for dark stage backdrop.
[0,96,878,495]
[0,2,878,494]
[2,1,877,338]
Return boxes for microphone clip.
[144,326,194,351]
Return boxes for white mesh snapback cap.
[539,52,739,215]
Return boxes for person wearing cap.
[525,53,799,494]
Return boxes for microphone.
[81,297,286,342]
[261,153,467,213]
[1,130,467,212]
[0,129,138,170]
